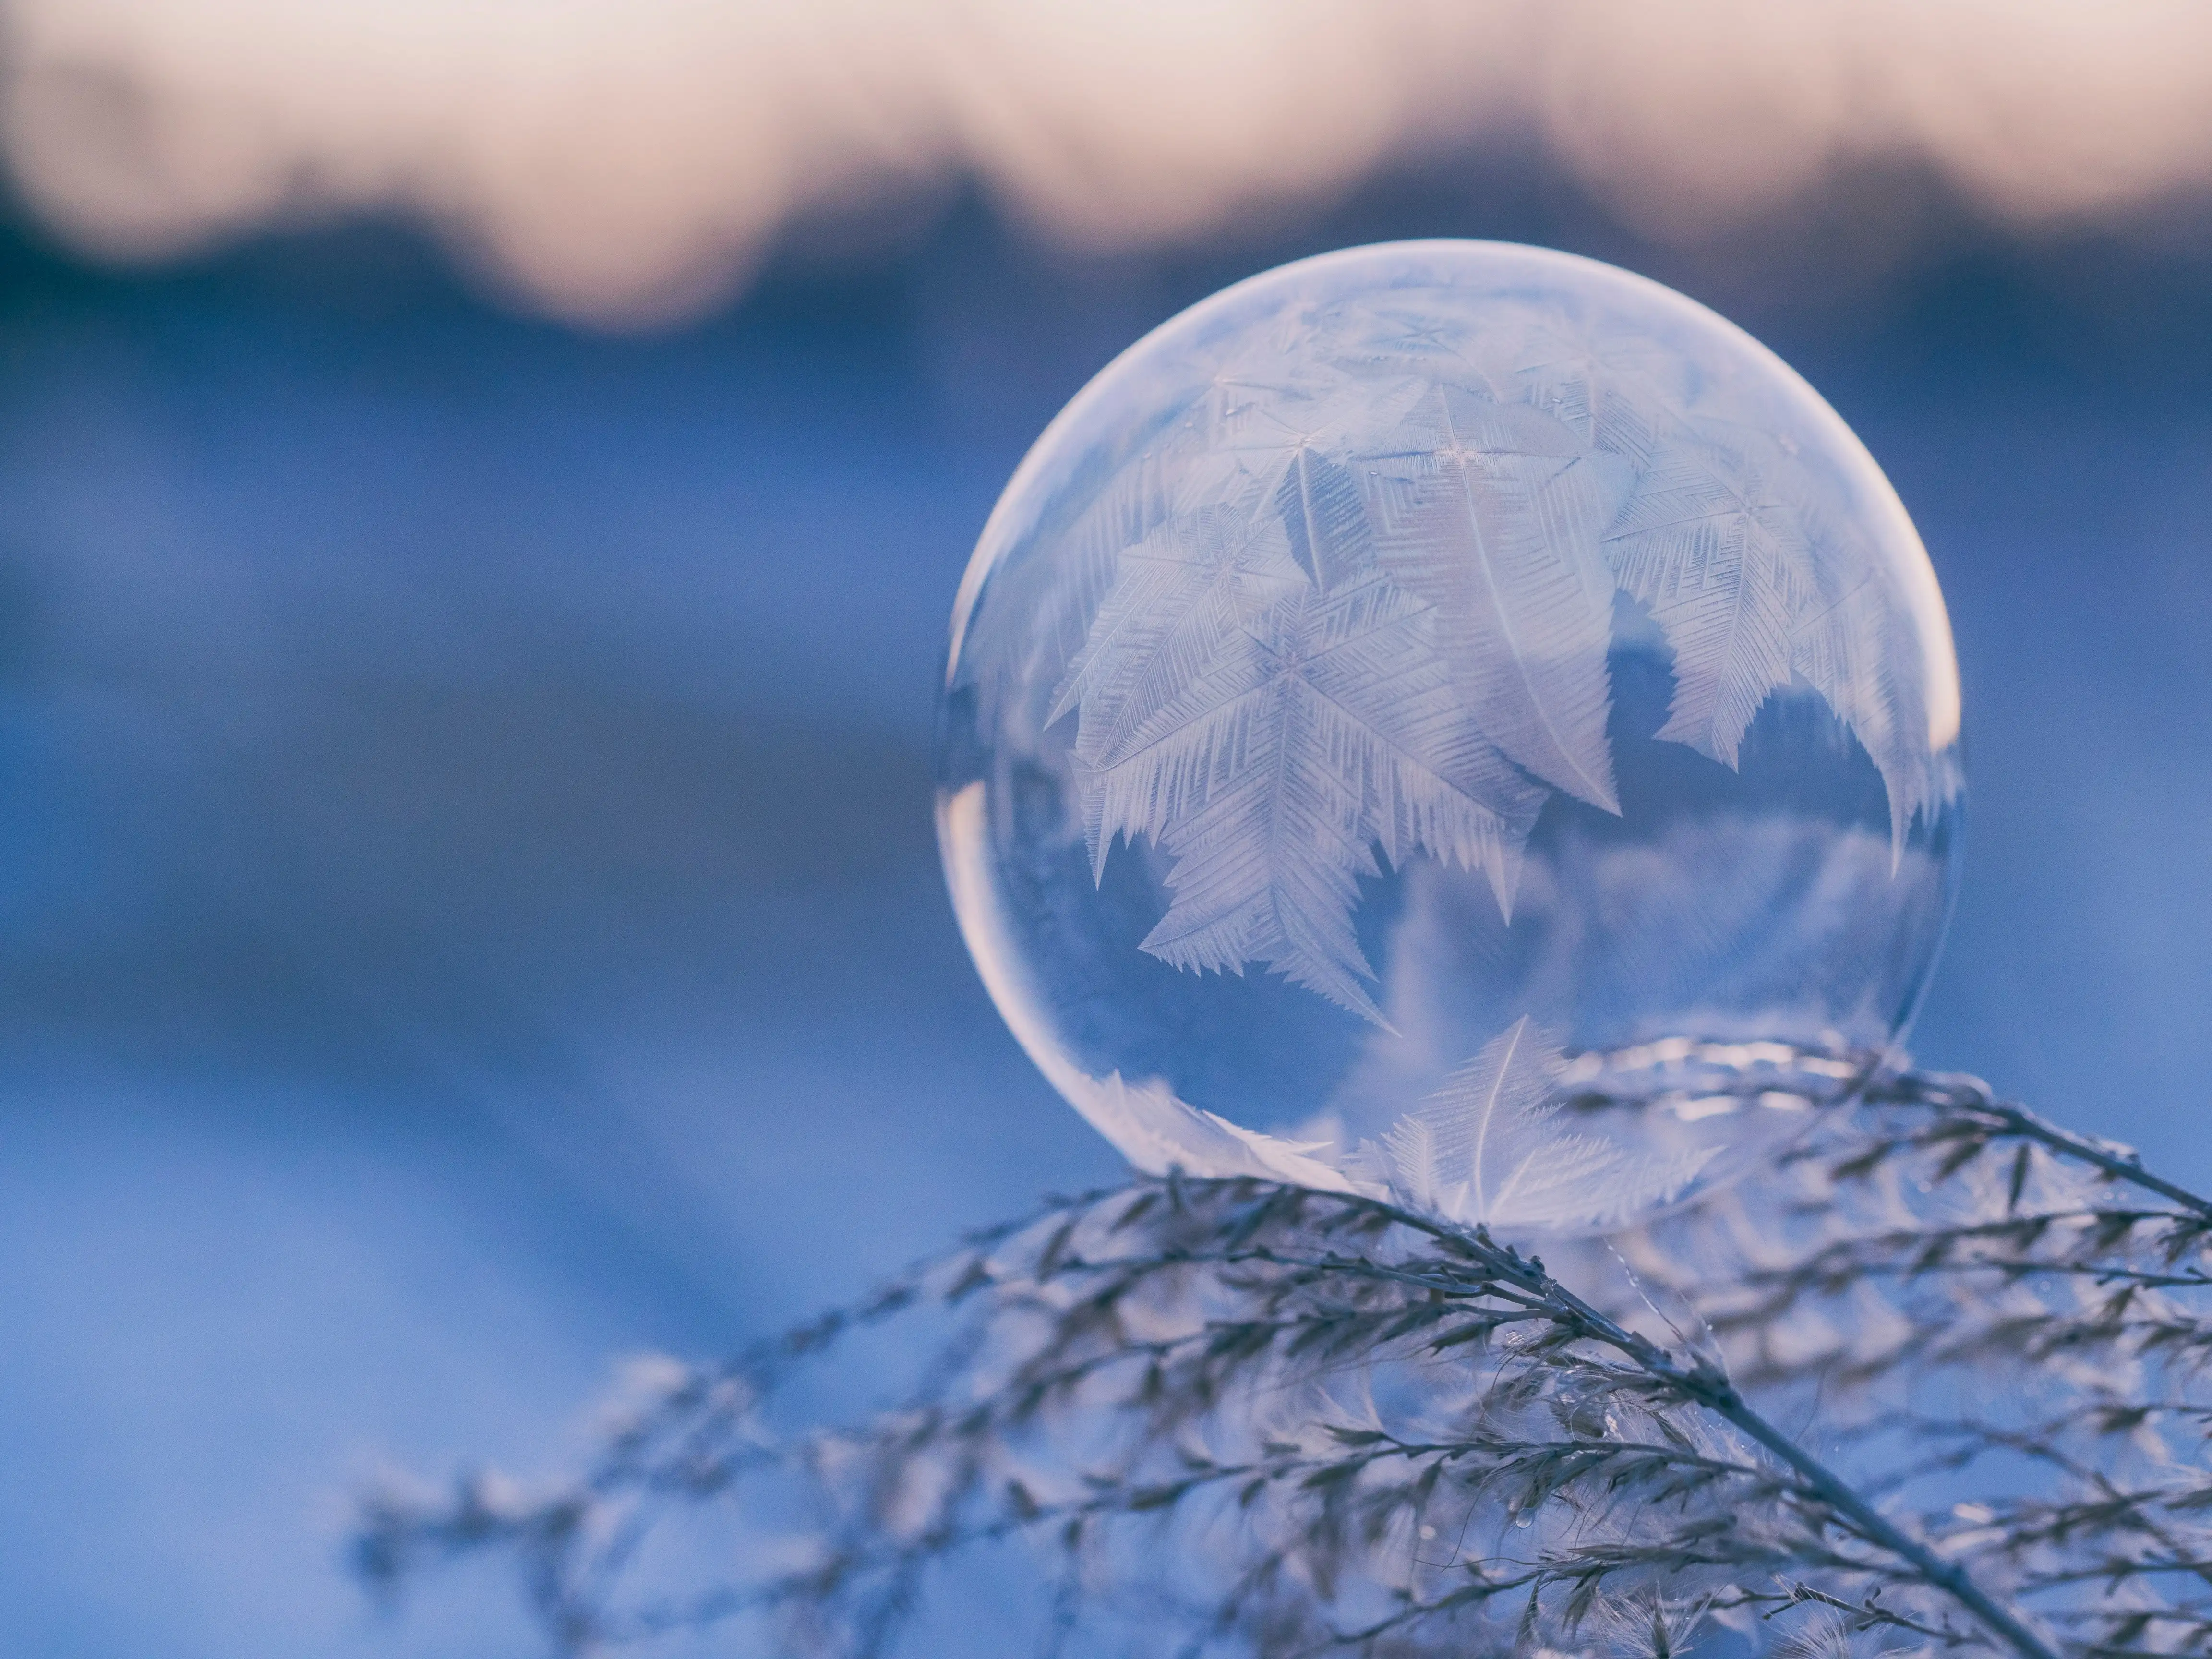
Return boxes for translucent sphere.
[937,241,1962,1234]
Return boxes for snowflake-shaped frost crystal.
[937,241,1962,1233]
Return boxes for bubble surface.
[937,241,1962,1233]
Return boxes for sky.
[3,1,2212,324]
[0,8,2209,1656]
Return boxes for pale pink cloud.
[2,0,2206,326]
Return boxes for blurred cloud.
[2,0,2209,327]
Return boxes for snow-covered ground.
[0,200,2207,1653]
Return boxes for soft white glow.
[3,0,2207,325]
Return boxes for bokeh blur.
[0,5,2209,1653]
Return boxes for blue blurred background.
[0,5,2209,1653]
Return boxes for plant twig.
[354,1068,2212,1658]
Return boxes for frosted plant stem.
[1878,1068,2212,1217]
[1984,1102,2212,1221]
[1361,1196,2065,1659]
[355,1070,2212,1655]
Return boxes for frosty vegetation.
[981,289,1954,1029]
[358,1071,2212,1658]
[1347,1017,1716,1232]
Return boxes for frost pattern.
[1080,575,1545,1024]
[1366,385,1628,811]
[997,284,1949,1022]
[1604,428,1809,769]
[1352,1016,1711,1230]
[1068,1071,1359,1195]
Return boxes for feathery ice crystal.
[936,241,1963,1232]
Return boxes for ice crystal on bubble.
[939,241,1963,1231]
[1357,1018,1712,1231]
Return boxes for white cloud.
[2,0,2208,325]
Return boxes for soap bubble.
[936,241,1961,1235]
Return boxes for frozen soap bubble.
[936,241,1962,1236]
